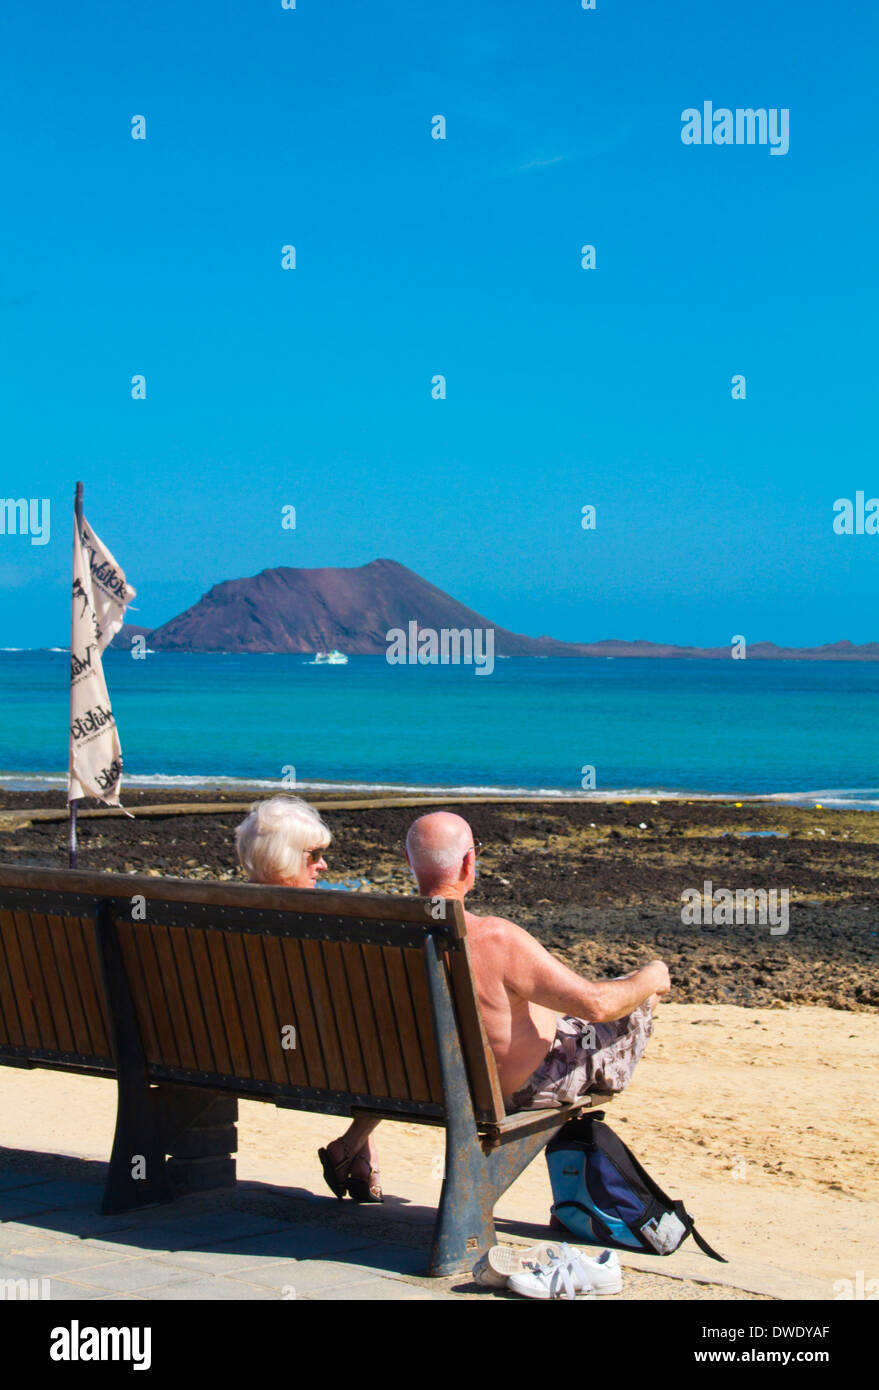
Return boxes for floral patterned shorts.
[509,1003,654,1110]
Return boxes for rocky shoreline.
[2,789,876,1012]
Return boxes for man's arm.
[498,920,669,1022]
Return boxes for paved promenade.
[0,1151,768,1302]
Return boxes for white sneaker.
[509,1244,623,1300]
[472,1241,565,1290]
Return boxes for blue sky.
[1,0,876,648]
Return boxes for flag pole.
[68,481,84,869]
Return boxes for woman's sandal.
[347,1150,383,1204]
[318,1139,353,1200]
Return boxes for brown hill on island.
[112,559,879,659]
[139,559,555,655]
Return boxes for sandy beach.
[2,1003,876,1298]
[2,789,877,1298]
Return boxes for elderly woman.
[234,796,383,1204]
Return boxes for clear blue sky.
[1,0,876,648]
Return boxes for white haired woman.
[234,795,382,1204]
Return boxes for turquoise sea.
[1,650,878,808]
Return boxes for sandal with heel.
[347,1151,383,1203]
[318,1139,353,1200]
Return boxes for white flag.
[68,515,136,806]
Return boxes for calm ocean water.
[1,651,878,808]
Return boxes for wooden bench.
[0,865,608,1276]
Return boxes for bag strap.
[689,1224,728,1263]
[671,1200,727,1263]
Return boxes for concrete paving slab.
[5,1206,167,1238]
[152,1225,377,1273]
[74,1228,208,1259]
[218,1257,380,1294]
[0,1245,142,1277]
[338,1241,432,1276]
[0,1227,69,1254]
[142,1212,292,1244]
[40,1278,120,1300]
[8,1180,103,1209]
[0,1174,50,1193]
[47,1258,200,1294]
[0,1196,57,1220]
[146,1276,279,1301]
[306,1278,442,1301]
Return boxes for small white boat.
[313,650,348,665]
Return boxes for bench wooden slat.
[148,922,198,1072]
[204,930,252,1076]
[166,925,215,1072]
[403,949,444,1105]
[68,916,110,1057]
[242,934,289,1086]
[224,931,270,1081]
[360,943,410,1100]
[381,947,430,1102]
[0,909,25,1047]
[82,920,111,1048]
[30,913,75,1054]
[185,926,232,1075]
[132,921,181,1069]
[13,910,57,1050]
[299,939,348,1092]
[261,936,309,1086]
[321,942,368,1095]
[47,914,91,1056]
[338,942,389,1098]
[118,922,161,1063]
[277,937,325,1089]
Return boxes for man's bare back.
[464,909,558,1096]
[464,906,669,1099]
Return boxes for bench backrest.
[0,898,112,1071]
[0,867,506,1124]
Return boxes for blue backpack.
[545,1113,725,1262]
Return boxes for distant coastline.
[2,770,878,811]
[5,645,879,662]
[89,558,879,660]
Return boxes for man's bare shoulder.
[464,911,539,949]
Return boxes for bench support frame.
[422,936,563,1278]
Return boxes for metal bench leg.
[102,1082,172,1215]
[422,936,560,1277]
[431,1124,556,1278]
[94,899,173,1214]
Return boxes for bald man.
[405,811,670,1108]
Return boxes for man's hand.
[646,960,671,997]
